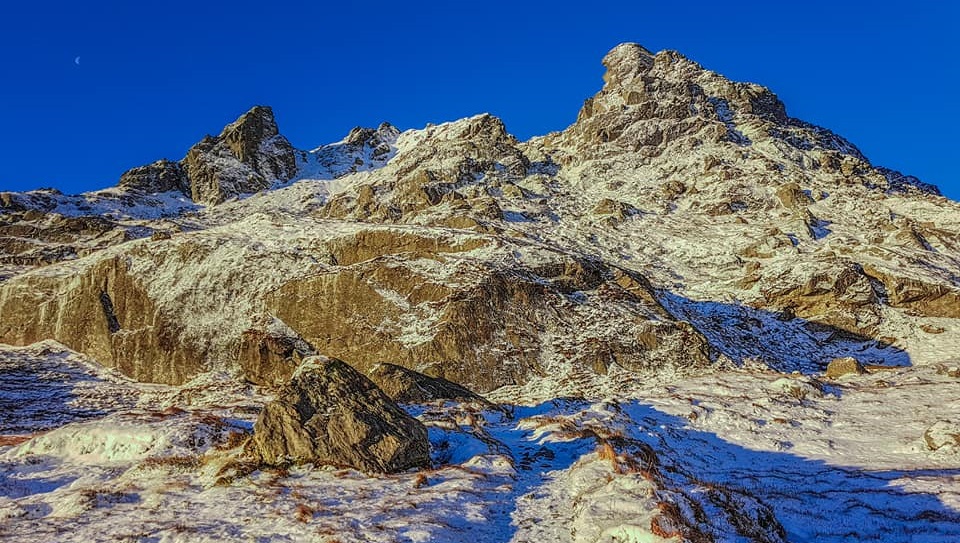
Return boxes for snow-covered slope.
[1,344,958,542]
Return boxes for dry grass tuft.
[652,500,714,543]
[596,437,661,478]
[295,503,316,523]
[141,455,201,470]
[215,430,250,451]
[597,440,619,470]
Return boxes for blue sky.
[1,1,957,199]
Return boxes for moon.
[74,56,80,66]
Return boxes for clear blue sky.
[1,1,957,199]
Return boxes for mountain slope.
[2,44,957,386]
[1,41,959,543]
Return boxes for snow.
[1,342,958,542]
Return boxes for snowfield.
[1,343,958,542]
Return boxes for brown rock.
[862,264,960,319]
[252,356,430,474]
[367,363,493,406]
[760,261,881,337]
[923,421,960,451]
[183,106,298,205]
[825,357,866,378]
[775,183,813,211]
[267,244,713,392]
[238,321,316,386]
[592,198,637,221]
[0,255,206,384]
[118,159,189,195]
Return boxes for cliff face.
[1,42,958,388]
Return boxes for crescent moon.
[74,56,80,66]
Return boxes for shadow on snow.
[658,291,910,374]
[452,398,960,543]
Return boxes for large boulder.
[251,356,430,474]
[238,317,316,386]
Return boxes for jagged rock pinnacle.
[183,105,299,205]
[601,43,656,87]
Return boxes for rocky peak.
[345,122,401,150]
[218,105,285,164]
[182,105,298,205]
[548,41,884,188]
[442,113,512,143]
[300,121,401,180]
[878,167,942,196]
[597,43,787,123]
[600,42,656,87]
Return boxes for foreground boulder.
[367,362,494,406]
[252,356,430,474]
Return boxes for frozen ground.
[1,343,958,542]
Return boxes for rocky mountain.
[1,43,959,542]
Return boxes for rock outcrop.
[321,113,530,228]
[923,421,960,451]
[251,356,430,473]
[265,241,714,392]
[861,264,960,319]
[238,317,316,386]
[367,362,493,405]
[118,160,189,195]
[183,106,298,205]
[0,222,716,389]
[758,260,882,337]
[0,255,207,384]
[825,357,866,379]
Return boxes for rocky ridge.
[1,43,958,388]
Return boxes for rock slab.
[367,362,493,406]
